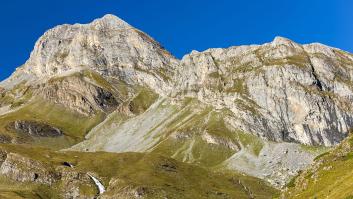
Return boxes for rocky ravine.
[1,14,353,189]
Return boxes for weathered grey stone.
[2,15,353,148]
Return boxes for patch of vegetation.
[334,49,353,67]
[0,144,278,198]
[225,78,248,94]
[300,144,331,155]
[313,151,330,161]
[156,67,172,81]
[129,87,159,114]
[154,136,236,167]
[149,102,240,167]
[284,134,353,198]
[231,63,261,74]
[0,82,32,108]
[0,175,61,199]
[151,101,265,167]
[286,174,298,188]
[0,98,104,149]
[264,54,310,68]
[82,70,115,93]
[235,98,261,116]
[235,130,264,156]
[207,71,221,79]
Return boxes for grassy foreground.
[0,144,278,199]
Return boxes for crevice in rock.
[308,59,324,92]
[94,87,118,112]
[34,173,39,180]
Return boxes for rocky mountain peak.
[1,14,178,94]
[2,15,353,147]
[91,14,131,29]
[271,36,297,46]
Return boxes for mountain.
[0,14,353,198]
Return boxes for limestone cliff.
[175,37,353,146]
[3,14,352,147]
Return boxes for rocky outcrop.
[201,132,239,150]
[175,37,353,146]
[0,153,59,185]
[0,134,12,143]
[0,151,97,199]
[36,74,119,115]
[7,121,63,137]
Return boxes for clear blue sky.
[0,0,352,81]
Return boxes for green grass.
[149,102,240,167]
[0,144,278,199]
[284,134,353,198]
[235,98,261,116]
[0,98,104,149]
[231,63,261,74]
[264,54,310,68]
[235,130,264,156]
[129,87,159,115]
[82,70,116,93]
[151,101,264,167]
[225,78,248,94]
[0,82,32,107]
[300,144,331,155]
[153,136,237,167]
[208,71,221,78]
[0,175,61,199]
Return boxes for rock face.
[0,151,97,199]
[7,121,63,137]
[1,14,178,95]
[36,73,119,115]
[175,38,353,146]
[0,153,59,185]
[2,15,353,147]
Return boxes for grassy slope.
[0,70,279,198]
[0,98,104,149]
[150,99,264,167]
[72,96,266,168]
[284,134,353,199]
[0,144,278,199]
[129,87,159,115]
[0,70,140,149]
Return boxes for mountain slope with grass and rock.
[1,14,353,198]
